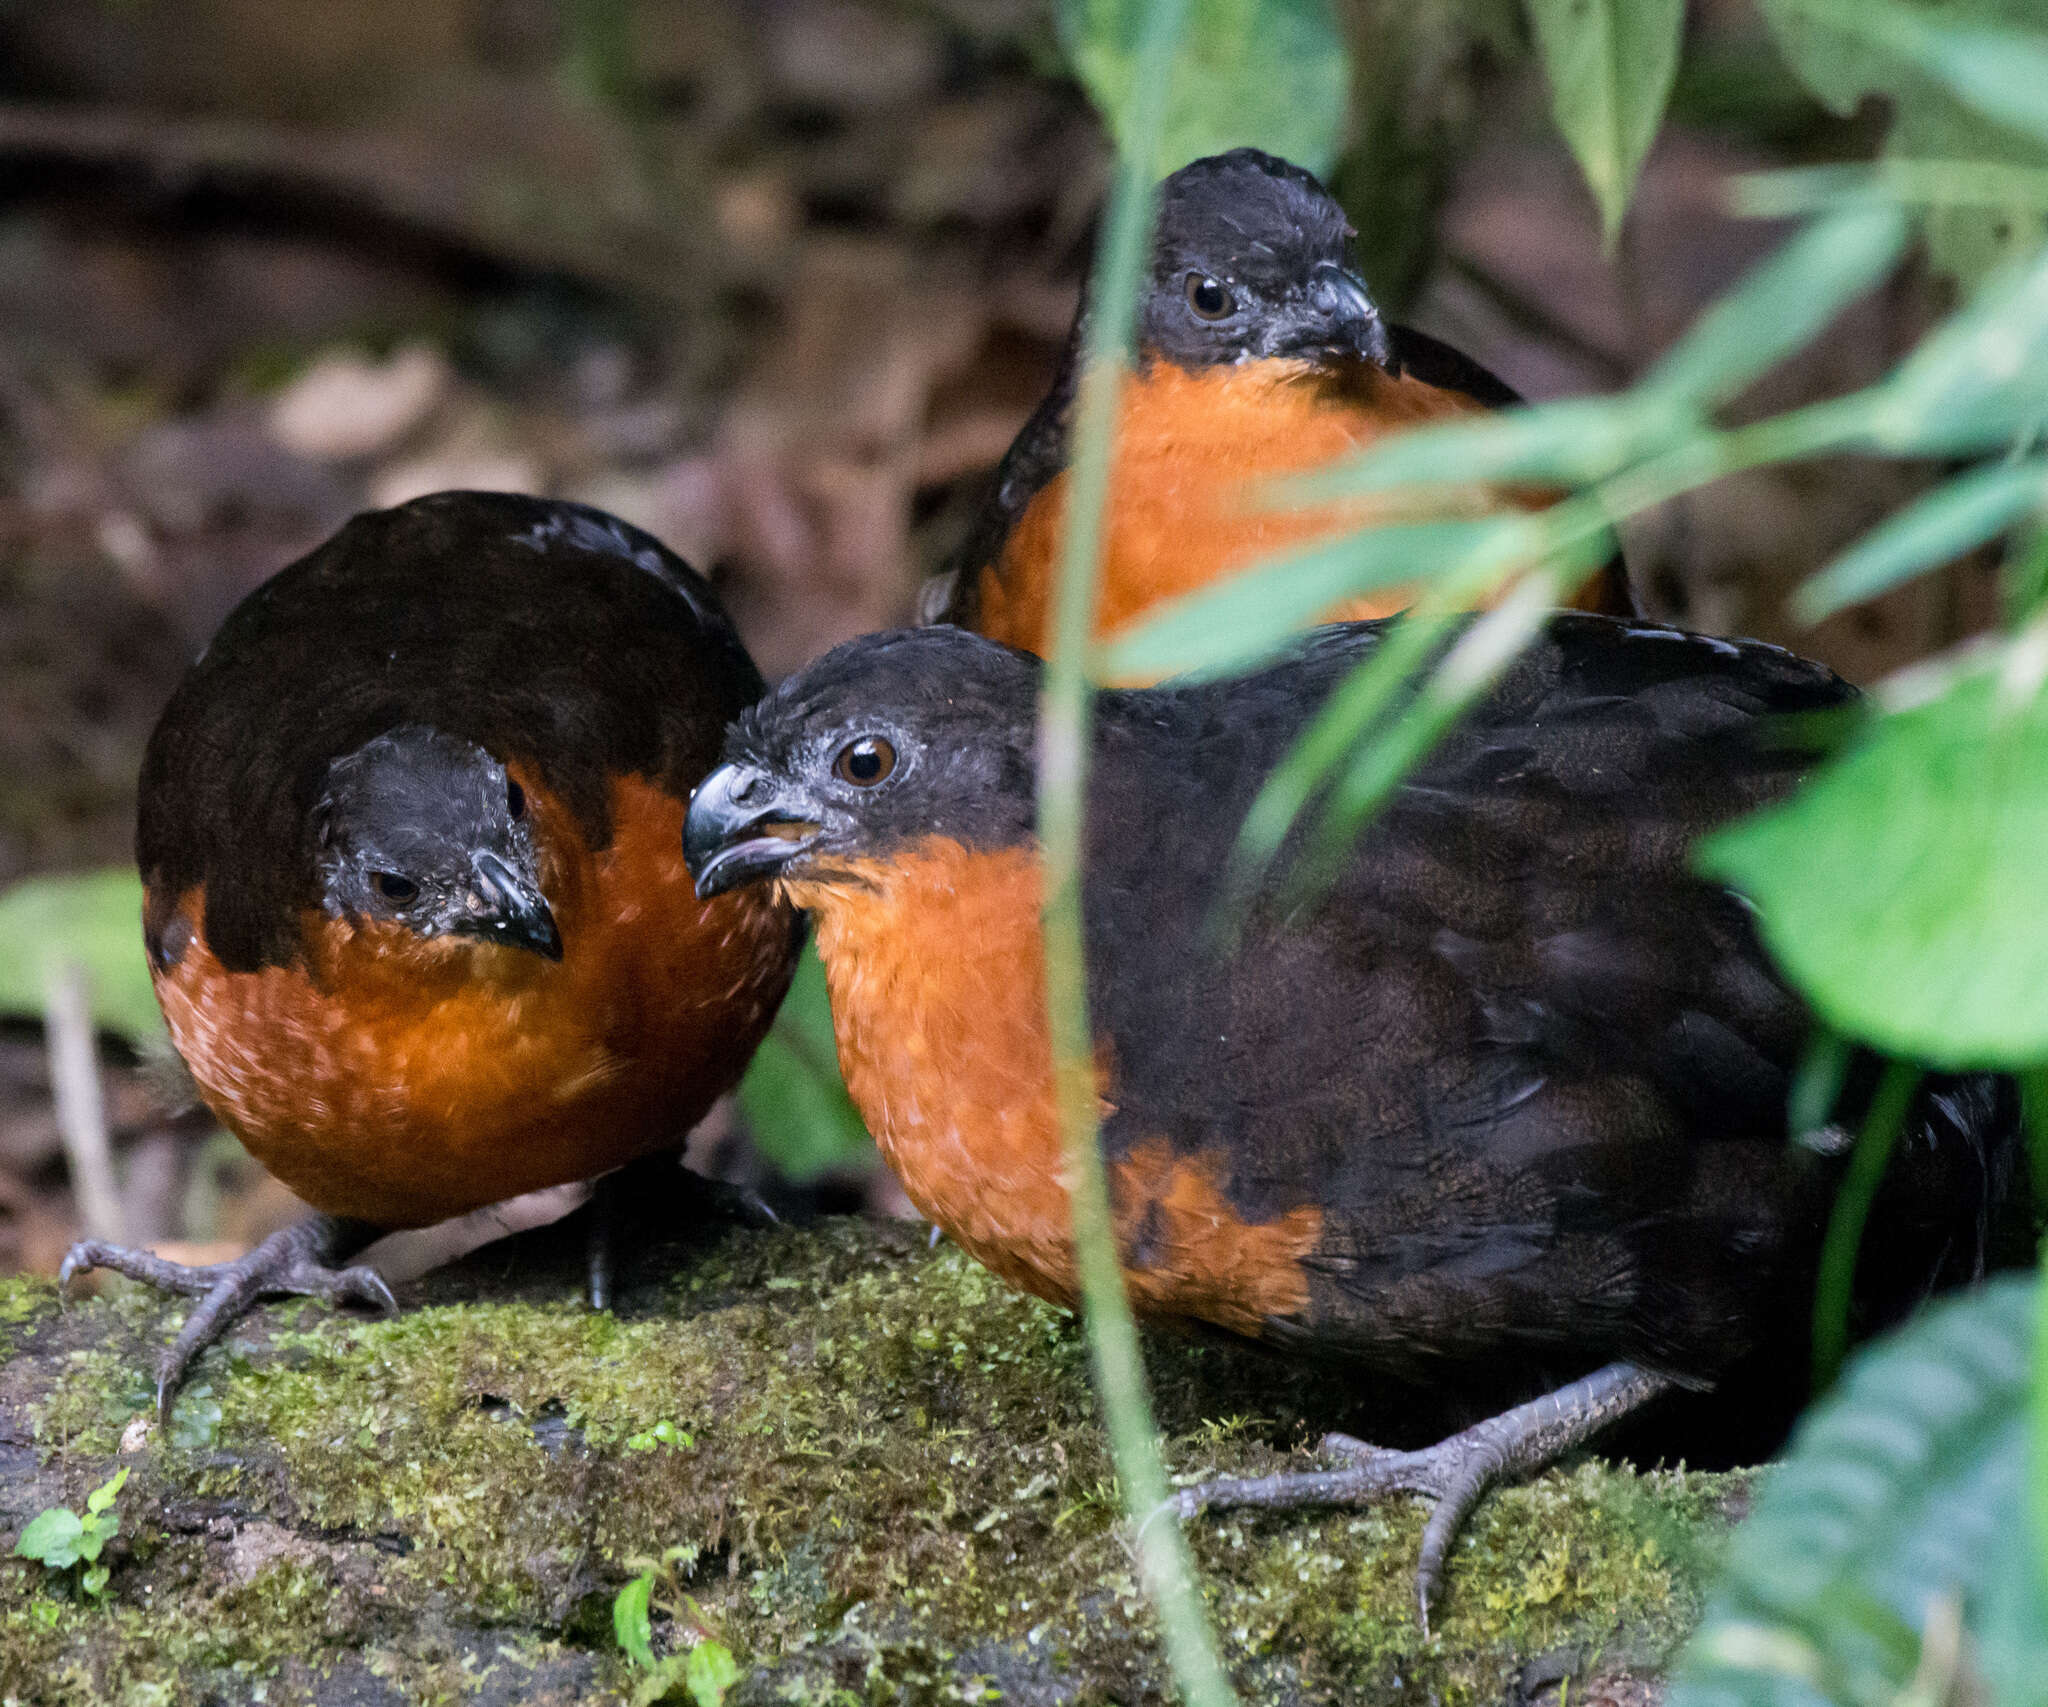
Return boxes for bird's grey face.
[684,628,1041,899]
[1137,149,1391,371]
[314,726,562,959]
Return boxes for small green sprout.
[14,1466,129,1600]
[612,1543,739,1705]
[624,1419,694,1453]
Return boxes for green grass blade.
[1099,518,1520,682]
[1794,455,2048,621]
[1642,202,1911,408]
[1865,241,2048,456]
[1735,159,2048,217]
[1272,394,1696,505]
[1297,572,1561,889]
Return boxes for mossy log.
[0,1194,1734,1705]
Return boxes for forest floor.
[1,1196,1734,1705]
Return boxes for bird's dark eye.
[506,778,525,820]
[833,736,897,787]
[375,872,418,902]
[1185,273,1234,321]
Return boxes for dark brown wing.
[1082,616,2008,1385]
[139,491,765,973]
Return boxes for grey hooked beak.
[685,763,822,900]
[1303,262,1391,367]
[460,849,563,960]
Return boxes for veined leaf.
[1698,656,2048,1067]
[1060,0,1349,179]
[1526,0,1685,247]
[1669,1276,2048,1707]
[1795,456,2048,621]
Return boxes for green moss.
[0,1272,55,1363]
[1,1220,1733,1703]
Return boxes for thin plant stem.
[2023,1071,2048,1595]
[1036,2,1237,1704]
[1811,1059,1922,1389]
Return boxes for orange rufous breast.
[152,771,796,1227]
[975,359,1607,674]
[786,838,1321,1338]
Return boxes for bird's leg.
[586,1177,621,1313]
[60,1214,395,1421]
[585,1153,783,1311]
[1170,1361,1674,1631]
[583,1152,688,1311]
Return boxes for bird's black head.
[685,629,1042,899]
[1137,148,1390,371]
[313,725,562,959]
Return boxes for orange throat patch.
[971,356,1618,674]
[787,838,1322,1339]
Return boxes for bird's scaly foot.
[60,1214,394,1420]
[1169,1361,1673,1631]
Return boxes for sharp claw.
[349,1268,399,1314]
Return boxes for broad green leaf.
[1861,242,2048,456]
[14,1508,86,1570]
[83,1468,128,1517]
[1278,393,1697,504]
[735,946,874,1183]
[0,869,159,1043]
[613,1569,657,1669]
[1756,0,2048,286]
[685,1640,741,1707]
[1795,456,2048,620]
[1669,1276,2046,1707]
[1643,203,1912,408]
[1526,0,1684,246]
[1100,518,1529,682]
[1698,662,2048,1067]
[1059,0,1349,179]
